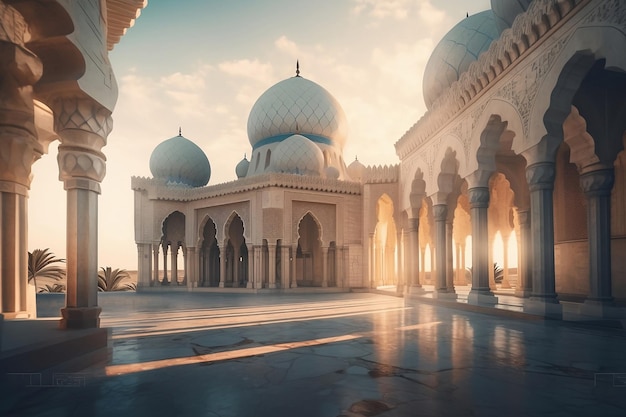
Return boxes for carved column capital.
[52,97,113,150]
[407,217,419,232]
[468,187,490,209]
[580,169,615,197]
[57,149,106,189]
[433,204,448,221]
[526,162,556,191]
[517,209,530,227]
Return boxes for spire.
[178,127,182,136]
[296,60,300,77]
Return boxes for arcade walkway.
[2,292,626,417]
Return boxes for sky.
[28,0,492,270]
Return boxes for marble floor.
[2,292,626,417]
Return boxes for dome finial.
[296,60,300,77]
[178,127,182,136]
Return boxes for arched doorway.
[199,218,220,287]
[224,214,247,287]
[296,213,323,286]
[373,194,397,287]
[161,211,185,285]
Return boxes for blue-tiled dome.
[149,133,211,187]
[491,0,533,34]
[270,134,324,176]
[235,155,249,179]
[422,10,499,109]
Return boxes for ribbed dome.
[149,134,211,187]
[270,134,324,176]
[235,155,249,179]
[491,0,532,34]
[247,75,348,150]
[347,157,366,182]
[422,10,499,109]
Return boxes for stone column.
[185,247,195,288]
[218,242,226,288]
[268,244,277,289]
[0,8,43,318]
[514,210,532,297]
[580,169,618,318]
[171,244,179,285]
[281,246,290,289]
[368,234,374,288]
[407,218,423,294]
[291,245,298,288]
[432,205,450,298]
[182,246,188,286]
[136,243,151,289]
[445,220,457,299]
[500,233,511,288]
[524,162,561,318]
[322,246,329,287]
[54,98,112,329]
[232,245,240,288]
[467,187,498,305]
[246,244,254,289]
[162,243,169,285]
[152,244,160,286]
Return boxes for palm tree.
[98,267,136,291]
[28,248,66,291]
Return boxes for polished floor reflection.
[3,292,626,417]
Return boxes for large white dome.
[247,75,348,150]
[149,133,211,187]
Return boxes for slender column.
[407,218,423,293]
[182,246,188,286]
[467,187,498,305]
[291,245,298,288]
[246,244,254,289]
[136,243,151,289]
[420,247,426,285]
[281,246,290,289]
[580,169,617,317]
[162,244,169,284]
[368,234,374,288]
[232,246,240,288]
[432,205,449,297]
[268,244,277,289]
[185,247,195,288]
[515,210,532,297]
[253,245,262,288]
[219,242,226,288]
[322,246,329,287]
[455,244,462,285]
[152,244,159,286]
[524,162,561,318]
[171,244,179,285]
[337,246,345,288]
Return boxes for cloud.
[350,0,412,20]
[218,59,274,85]
[274,35,300,56]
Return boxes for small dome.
[325,166,340,180]
[422,10,499,109]
[347,157,366,182]
[149,133,211,187]
[491,0,532,34]
[247,75,348,150]
[235,155,249,179]
[270,134,324,176]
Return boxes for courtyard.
[2,292,626,417]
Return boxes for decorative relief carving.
[432,204,448,221]
[526,162,556,190]
[468,187,491,208]
[0,3,27,45]
[53,98,113,142]
[58,149,106,183]
[580,169,615,196]
[583,0,626,25]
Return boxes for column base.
[268,283,277,289]
[524,297,562,319]
[218,282,225,288]
[514,289,532,298]
[408,285,425,295]
[432,289,458,300]
[467,289,498,306]
[246,282,253,289]
[60,307,102,329]
[580,299,624,320]
[321,282,328,288]
[161,280,170,286]
[291,282,298,288]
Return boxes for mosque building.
[132,0,626,322]
[0,0,624,329]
